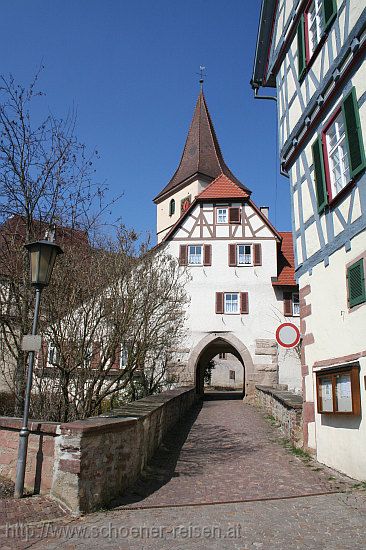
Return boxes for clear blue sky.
[1,0,292,239]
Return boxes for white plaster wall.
[156,178,209,242]
[209,355,244,389]
[164,235,301,392]
[278,345,302,392]
[299,230,366,479]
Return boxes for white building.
[252,0,366,479]
[154,89,301,398]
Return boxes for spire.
[154,90,251,202]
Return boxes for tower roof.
[197,173,250,200]
[153,90,251,203]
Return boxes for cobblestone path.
[111,399,350,509]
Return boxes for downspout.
[252,82,289,178]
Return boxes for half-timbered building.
[252,0,366,479]
[154,89,301,399]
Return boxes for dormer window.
[169,199,175,216]
[217,208,228,224]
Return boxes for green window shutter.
[297,14,306,80]
[312,136,328,212]
[342,87,366,179]
[347,259,366,307]
[323,0,337,31]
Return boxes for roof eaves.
[251,0,277,89]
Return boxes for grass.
[278,437,312,462]
[352,481,366,490]
[265,414,280,427]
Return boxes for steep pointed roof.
[154,90,251,202]
[197,173,249,200]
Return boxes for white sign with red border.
[275,323,301,348]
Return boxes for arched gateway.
[187,333,255,397]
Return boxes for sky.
[0,0,292,240]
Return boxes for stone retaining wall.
[0,386,198,513]
[255,385,303,447]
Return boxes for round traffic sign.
[276,323,301,348]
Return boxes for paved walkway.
[1,399,365,548]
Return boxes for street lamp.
[14,238,63,499]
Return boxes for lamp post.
[14,238,63,499]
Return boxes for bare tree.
[0,70,112,414]
[31,234,189,421]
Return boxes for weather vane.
[197,66,206,88]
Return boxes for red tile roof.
[273,231,297,287]
[196,173,249,200]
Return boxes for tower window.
[169,199,175,216]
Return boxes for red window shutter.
[283,292,293,316]
[40,340,48,367]
[216,292,224,314]
[240,292,249,314]
[179,245,188,265]
[112,343,121,369]
[91,342,101,369]
[253,243,262,266]
[228,244,237,266]
[203,244,212,266]
[229,207,241,224]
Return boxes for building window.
[323,110,350,197]
[169,199,175,216]
[305,0,324,59]
[316,363,361,415]
[120,346,128,369]
[298,0,337,79]
[347,259,366,308]
[237,244,252,265]
[292,293,300,316]
[219,352,227,359]
[224,293,239,314]
[312,87,366,212]
[48,343,59,366]
[188,245,202,265]
[229,370,235,380]
[217,208,228,224]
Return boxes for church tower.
[153,89,251,242]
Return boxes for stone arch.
[187,333,255,397]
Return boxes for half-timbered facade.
[252,0,366,479]
[154,90,301,398]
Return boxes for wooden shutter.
[203,244,212,266]
[297,14,306,80]
[112,343,121,369]
[91,342,101,369]
[342,87,366,179]
[348,259,366,307]
[323,0,337,31]
[179,245,188,265]
[216,292,224,314]
[312,136,328,212]
[240,292,249,314]
[40,339,48,368]
[253,243,262,266]
[228,244,237,266]
[283,292,293,316]
[229,207,241,224]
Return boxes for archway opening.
[195,337,245,400]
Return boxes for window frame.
[224,292,240,315]
[47,342,59,366]
[120,345,128,369]
[316,363,361,416]
[322,106,351,202]
[304,0,325,63]
[169,198,175,217]
[236,243,253,266]
[187,244,203,266]
[216,207,228,224]
[292,292,300,316]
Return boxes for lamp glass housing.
[25,240,63,287]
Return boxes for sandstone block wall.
[255,385,303,447]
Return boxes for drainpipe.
[252,85,277,102]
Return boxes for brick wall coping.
[255,385,303,410]
[0,417,60,435]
